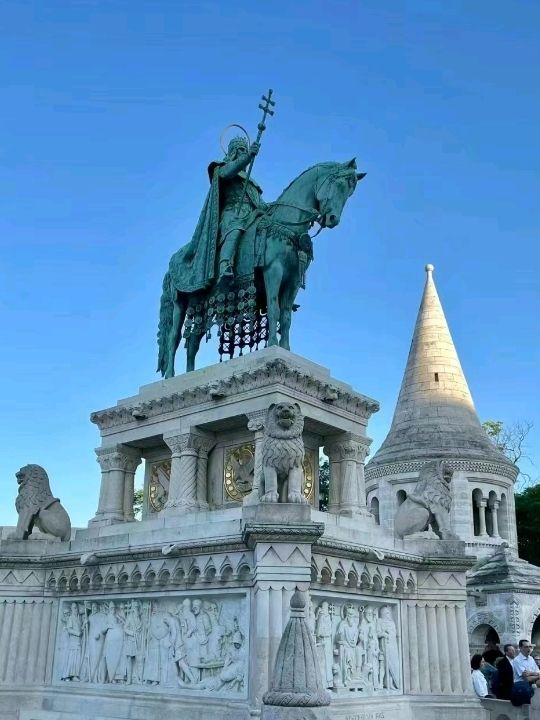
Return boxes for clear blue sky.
[1,0,539,526]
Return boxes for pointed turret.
[368,265,511,469]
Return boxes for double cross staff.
[236,88,275,216]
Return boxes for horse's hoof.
[261,492,279,503]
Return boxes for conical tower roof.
[368,265,512,471]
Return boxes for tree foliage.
[483,419,539,566]
[482,419,534,475]
[133,488,144,519]
[319,459,329,511]
[514,485,540,566]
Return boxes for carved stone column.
[193,435,215,511]
[162,433,199,513]
[243,410,267,507]
[489,499,500,537]
[476,497,488,537]
[123,453,142,521]
[324,434,371,517]
[90,445,141,526]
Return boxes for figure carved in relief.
[192,598,211,661]
[61,603,82,681]
[364,606,381,690]
[335,605,359,686]
[124,601,143,684]
[82,601,107,683]
[205,601,226,661]
[198,632,246,691]
[101,601,125,683]
[261,402,305,504]
[315,601,334,688]
[378,606,399,690]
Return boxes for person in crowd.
[471,654,492,698]
[483,639,504,667]
[493,644,516,700]
[513,640,540,685]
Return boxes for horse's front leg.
[165,296,186,379]
[186,332,203,373]
[264,262,283,347]
[278,277,301,351]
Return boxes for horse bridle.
[268,165,357,237]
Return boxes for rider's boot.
[218,259,234,282]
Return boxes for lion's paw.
[261,491,279,504]
[288,491,307,504]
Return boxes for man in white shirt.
[513,639,540,684]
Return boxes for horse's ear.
[345,158,357,169]
[357,172,366,181]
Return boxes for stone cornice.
[314,537,476,572]
[90,358,380,431]
[365,457,518,482]
[242,522,325,548]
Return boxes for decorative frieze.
[365,458,518,482]
[53,593,248,695]
[90,358,380,432]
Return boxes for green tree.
[514,485,540,566]
[482,419,534,481]
[319,459,329,511]
[133,488,144,519]
[483,419,539,566]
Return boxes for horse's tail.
[157,270,174,375]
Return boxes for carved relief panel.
[310,594,401,696]
[53,593,248,696]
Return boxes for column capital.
[489,499,500,510]
[95,444,141,473]
[192,433,216,456]
[163,432,196,455]
[247,409,267,433]
[477,498,488,509]
[323,433,370,461]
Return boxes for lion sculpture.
[11,464,71,541]
[394,459,458,540]
[261,402,306,504]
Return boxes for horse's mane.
[275,161,342,201]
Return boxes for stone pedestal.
[0,349,487,720]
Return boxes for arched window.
[396,489,407,506]
[370,496,380,525]
[498,493,509,540]
[472,489,485,537]
[470,624,500,655]
[486,490,498,537]
[531,615,540,650]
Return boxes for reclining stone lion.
[11,464,71,541]
[261,402,306,504]
[394,459,458,540]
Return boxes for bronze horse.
[158,159,364,376]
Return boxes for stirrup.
[219,262,234,279]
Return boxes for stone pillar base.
[262,707,331,720]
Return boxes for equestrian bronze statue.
[157,91,365,376]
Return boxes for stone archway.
[468,612,504,655]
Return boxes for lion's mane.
[261,403,304,476]
[15,464,57,514]
[413,459,452,513]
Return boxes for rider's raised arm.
[218,152,251,179]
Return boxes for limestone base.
[261,705,331,720]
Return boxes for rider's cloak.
[169,162,262,294]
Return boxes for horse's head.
[316,158,365,228]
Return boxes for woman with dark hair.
[471,654,489,697]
